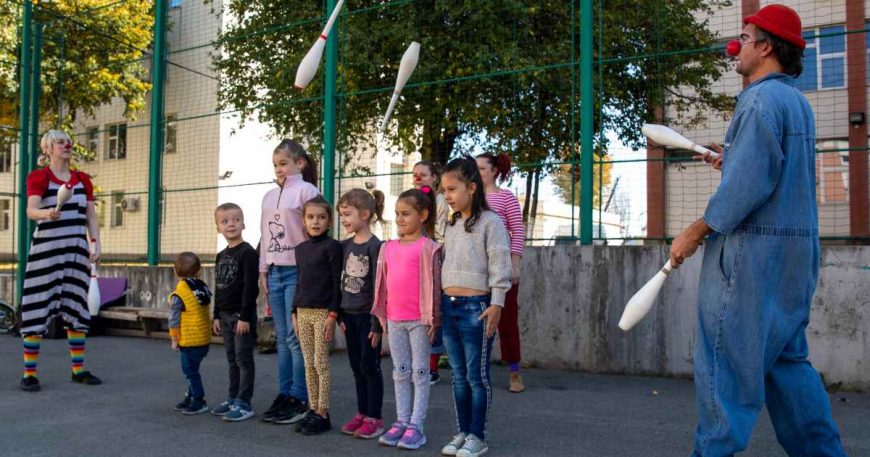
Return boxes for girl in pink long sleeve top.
[259,139,320,419]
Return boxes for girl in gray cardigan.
[438,157,512,457]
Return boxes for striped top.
[485,188,525,256]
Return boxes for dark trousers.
[343,312,384,419]
[180,345,209,400]
[497,282,522,364]
[219,310,256,406]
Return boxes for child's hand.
[478,306,502,339]
[340,321,347,333]
[427,325,438,343]
[236,320,251,335]
[368,331,381,348]
[291,314,299,336]
[171,338,179,351]
[213,319,221,335]
[324,315,336,343]
[259,273,269,299]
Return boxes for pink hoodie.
[259,174,320,273]
[372,237,442,328]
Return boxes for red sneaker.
[355,417,385,439]
[341,413,366,435]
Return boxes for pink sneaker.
[355,417,385,439]
[341,413,366,435]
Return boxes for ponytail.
[274,139,319,187]
[337,188,385,225]
[477,152,512,183]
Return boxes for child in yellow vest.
[169,251,213,415]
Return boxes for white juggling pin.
[642,124,720,160]
[618,261,673,331]
[294,0,346,90]
[379,41,420,133]
[55,183,74,212]
[87,264,101,317]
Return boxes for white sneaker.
[456,434,488,457]
[441,433,467,456]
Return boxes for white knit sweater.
[441,210,512,306]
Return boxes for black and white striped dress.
[20,168,93,336]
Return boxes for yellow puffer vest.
[169,280,212,347]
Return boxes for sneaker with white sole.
[210,400,234,416]
[378,421,407,447]
[441,433,467,456]
[397,424,427,450]
[222,401,254,422]
[456,434,488,457]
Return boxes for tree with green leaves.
[215,0,732,218]
[0,0,153,143]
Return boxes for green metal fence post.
[322,0,337,205]
[580,0,593,245]
[15,0,33,309]
[147,0,168,265]
[29,21,42,170]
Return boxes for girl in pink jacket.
[371,186,442,450]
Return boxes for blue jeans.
[692,232,844,456]
[441,294,494,441]
[268,266,307,401]
[180,345,209,401]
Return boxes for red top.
[26,168,95,201]
[485,189,525,256]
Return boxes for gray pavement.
[1,335,868,457]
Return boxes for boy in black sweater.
[211,203,259,422]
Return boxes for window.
[0,144,10,173]
[390,164,404,196]
[0,199,9,231]
[96,199,106,228]
[105,123,127,160]
[83,127,99,156]
[796,26,846,92]
[815,139,849,204]
[170,0,182,8]
[164,114,177,154]
[111,192,124,227]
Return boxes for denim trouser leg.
[268,266,307,400]
[692,234,844,457]
[442,294,494,441]
[180,346,209,400]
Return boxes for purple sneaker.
[378,421,407,447]
[397,424,427,450]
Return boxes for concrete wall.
[2,245,868,390]
[519,245,870,391]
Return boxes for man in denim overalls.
[670,5,847,456]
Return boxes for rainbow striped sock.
[23,335,42,379]
[67,329,86,376]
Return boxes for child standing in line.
[210,203,259,422]
[439,157,511,457]
[259,139,320,425]
[336,189,387,439]
[412,161,449,386]
[372,186,442,451]
[292,196,343,435]
[169,252,213,416]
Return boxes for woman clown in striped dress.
[19,130,102,392]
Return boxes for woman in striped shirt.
[19,130,102,392]
[475,153,526,393]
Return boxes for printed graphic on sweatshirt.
[267,214,294,253]
[342,252,370,294]
[215,254,238,290]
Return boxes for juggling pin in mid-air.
[618,260,673,331]
[55,182,74,212]
[379,41,420,133]
[294,0,346,89]
[642,124,720,160]
[87,263,101,317]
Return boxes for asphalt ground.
[1,335,868,457]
